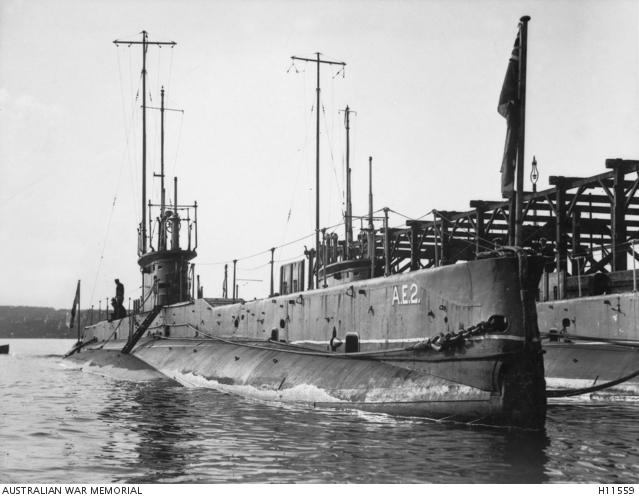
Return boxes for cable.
[198,220,349,268]
[171,109,184,180]
[387,208,414,219]
[275,253,307,265]
[321,99,343,225]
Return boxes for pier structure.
[356,159,639,301]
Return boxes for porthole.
[487,315,509,332]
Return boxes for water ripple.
[2,339,639,483]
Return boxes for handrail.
[139,283,156,310]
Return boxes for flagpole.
[515,16,531,247]
[77,280,81,343]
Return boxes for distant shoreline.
[0,305,92,339]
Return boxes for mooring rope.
[541,332,639,349]
[152,320,523,365]
[547,367,639,398]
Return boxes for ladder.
[121,305,163,354]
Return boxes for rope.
[156,319,521,365]
[89,195,119,305]
[0,174,55,207]
[64,337,97,357]
[321,100,343,225]
[167,44,175,95]
[547,368,639,397]
[116,46,141,216]
[94,317,127,350]
[415,209,434,220]
[153,47,161,104]
[275,253,307,265]
[387,208,414,219]
[170,110,184,180]
[542,333,639,349]
[198,219,348,267]
[242,261,271,272]
[90,48,142,306]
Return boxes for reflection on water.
[1,339,639,483]
[96,382,197,482]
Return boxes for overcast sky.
[1,0,638,309]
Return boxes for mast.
[146,88,183,251]
[232,259,237,300]
[77,280,81,343]
[113,31,176,255]
[290,52,346,288]
[368,156,374,277]
[160,86,166,218]
[171,176,179,250]
[515,16,530,246]
[142,31,147,253]
[174,176,178,211]
[157,86,166,251]
[315,53,320,286]
[223,263,228,298]
[270,247,275,296]
[344,106,354,259]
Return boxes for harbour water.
[1,339,638,483]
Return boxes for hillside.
[0,306,87,338]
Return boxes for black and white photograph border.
[1,0,639,489]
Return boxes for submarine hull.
[69,253,547,429]
[538,292,639,395]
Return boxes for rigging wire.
[155,46,161,101]
[127,87,141,220]
[89,48,140,305]
[123,48,142,216]
[321,100,343,226]
[89,193,119,306]
[197,219,348,267]
[241,261,271,272]
[415,209,434,220]
[121,55,142,219]
[109,45,541,296]
[240,251,307,273]
[279,73,313,247]
[387,208,415,219]
[116,45,142,218]
[276,253,307,265]
[300,62,313,232]
[167,45,175,96]
[0,174,55,206]
[198,195,541,286]
[285,60,301,74]
[92,43,171,306]
[170,110,184,180]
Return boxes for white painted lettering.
[392,286,400,305]
[391,283,420,305]
[410,283,420,304]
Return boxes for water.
[1,339,638,483]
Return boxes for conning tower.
[116,31,198,312]
[138,174,197,311]
[137,83,197,311]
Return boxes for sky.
[1,0,638,309]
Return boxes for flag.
[69,280,80,329]
[498,32,521,197]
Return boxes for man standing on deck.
[115,279,125,318]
